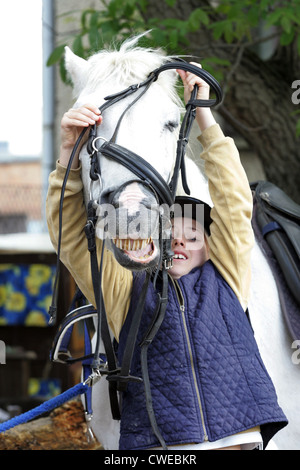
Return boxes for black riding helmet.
[173,196,212,236]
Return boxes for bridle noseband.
[49,59,222,449]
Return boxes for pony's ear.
[64,46,90,95]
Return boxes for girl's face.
[168,217,208,280]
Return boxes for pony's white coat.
[65,36,299,450]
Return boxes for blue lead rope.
[0,382,89,433]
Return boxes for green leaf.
[90,11,100,28]
[188,8,209,32]
[266,9,283,26]
[290,109,300,116]
[136,0,148,13]
[211,20,228,40]
[59,56,71,85]
[280,29,295,46]
[224,21,234,43]
[150,28,168,47]
[161,18,182,28]
[81,9,96,30]
[46,44,66,66]
[168,28,178,49]
[124,3,135,18]
[259,0,272,13]
[247,6,260,27]
[72,35,85,57]
[108,0,118,17]
[206,56,231,67]
[281,16,292,34]
[88,26,101,50]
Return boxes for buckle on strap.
[84,369,103,387]
[164,257,173,270]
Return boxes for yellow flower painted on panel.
[25,265,52,296]
[25,310,47,327]
[0,264,13,272]
[0,265,21,275]
[6,291,26,312]
[0,286,7,307]
[28,378,40,396]
[37,294,52,312]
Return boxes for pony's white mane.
[69,33,182,109]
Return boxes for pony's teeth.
[113,237,153,251]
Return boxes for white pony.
[64,36,299,450]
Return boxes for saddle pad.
[251,181,300,306]
[252,196,300,344]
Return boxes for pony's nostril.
[100,188,118,205]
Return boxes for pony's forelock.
[79,33,182,108]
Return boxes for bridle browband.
[49,59,222,449]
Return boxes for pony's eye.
[164,121,178,132]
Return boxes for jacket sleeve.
[198,124,255,310]
[46,161,132,340]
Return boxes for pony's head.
[65,34,211,271]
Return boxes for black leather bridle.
[49,59,222,449]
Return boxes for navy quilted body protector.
[117,261,287,450]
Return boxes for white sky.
[0,0,43,155]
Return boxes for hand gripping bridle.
[49,60,222,448]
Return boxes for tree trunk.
[141,0,300,203]
[0,399,102,450]
[216,48,300,204]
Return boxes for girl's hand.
[177,62,210,104]
[177,62,215,132]
[60,104,102,168]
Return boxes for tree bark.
[141,0,300,202]
[216,47,300,204]
[0,399,102,450]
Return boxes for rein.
[49,59,222,449]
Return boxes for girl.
[46,63,287,450]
